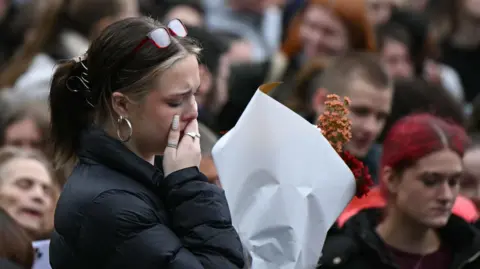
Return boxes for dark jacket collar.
[77,128,164,190]
[343,208,480,268]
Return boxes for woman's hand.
[163,115,201,177]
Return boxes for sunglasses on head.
[133,19,188,52]
[110,19,188,89]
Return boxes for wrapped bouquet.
[212,83,373,269]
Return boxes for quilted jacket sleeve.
[77,167,244,269]
[159,167,245,268]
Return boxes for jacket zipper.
[457,251,480,269]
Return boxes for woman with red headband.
[48,17,244,269]
[319,113,480,269]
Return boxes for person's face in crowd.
[0,157,54,234]
[112,55,200,159]
[367,0,394,26]
[345,77,393,157]
[381,38,413,79]
[462,0,480,19]
[299,4,349,59]
[386,148,462,227]
[4,118,43,150]
[461,147,480,209]
[164,5,204,27]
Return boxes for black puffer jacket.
[50,128,245,269]
[319,208,480,269]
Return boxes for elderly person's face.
[0,157,55,235]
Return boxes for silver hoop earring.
[116,116,133,142]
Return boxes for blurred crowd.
[1,0,480,268]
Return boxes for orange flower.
[316,94,372,198]
[316,95,352,153]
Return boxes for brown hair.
[0,208,34,268]
[317,52,391,95]
[49,17,201,167]
[0,0,128,89]
[281,0,376,58]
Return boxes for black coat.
[50,129,245,269]
[319,208,480,269]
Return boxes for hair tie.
[66,56,94,107]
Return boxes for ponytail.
[0,0,66,89]
[49,59,93,168]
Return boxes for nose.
[437,181,455,202]
[362,115,379,135]
[182,96,198,122]
[29,184,48,205]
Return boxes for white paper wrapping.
[212,83,356,269]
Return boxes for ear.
[311,88,328,116]
[382,166,400,195]
[111,92,131,118]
